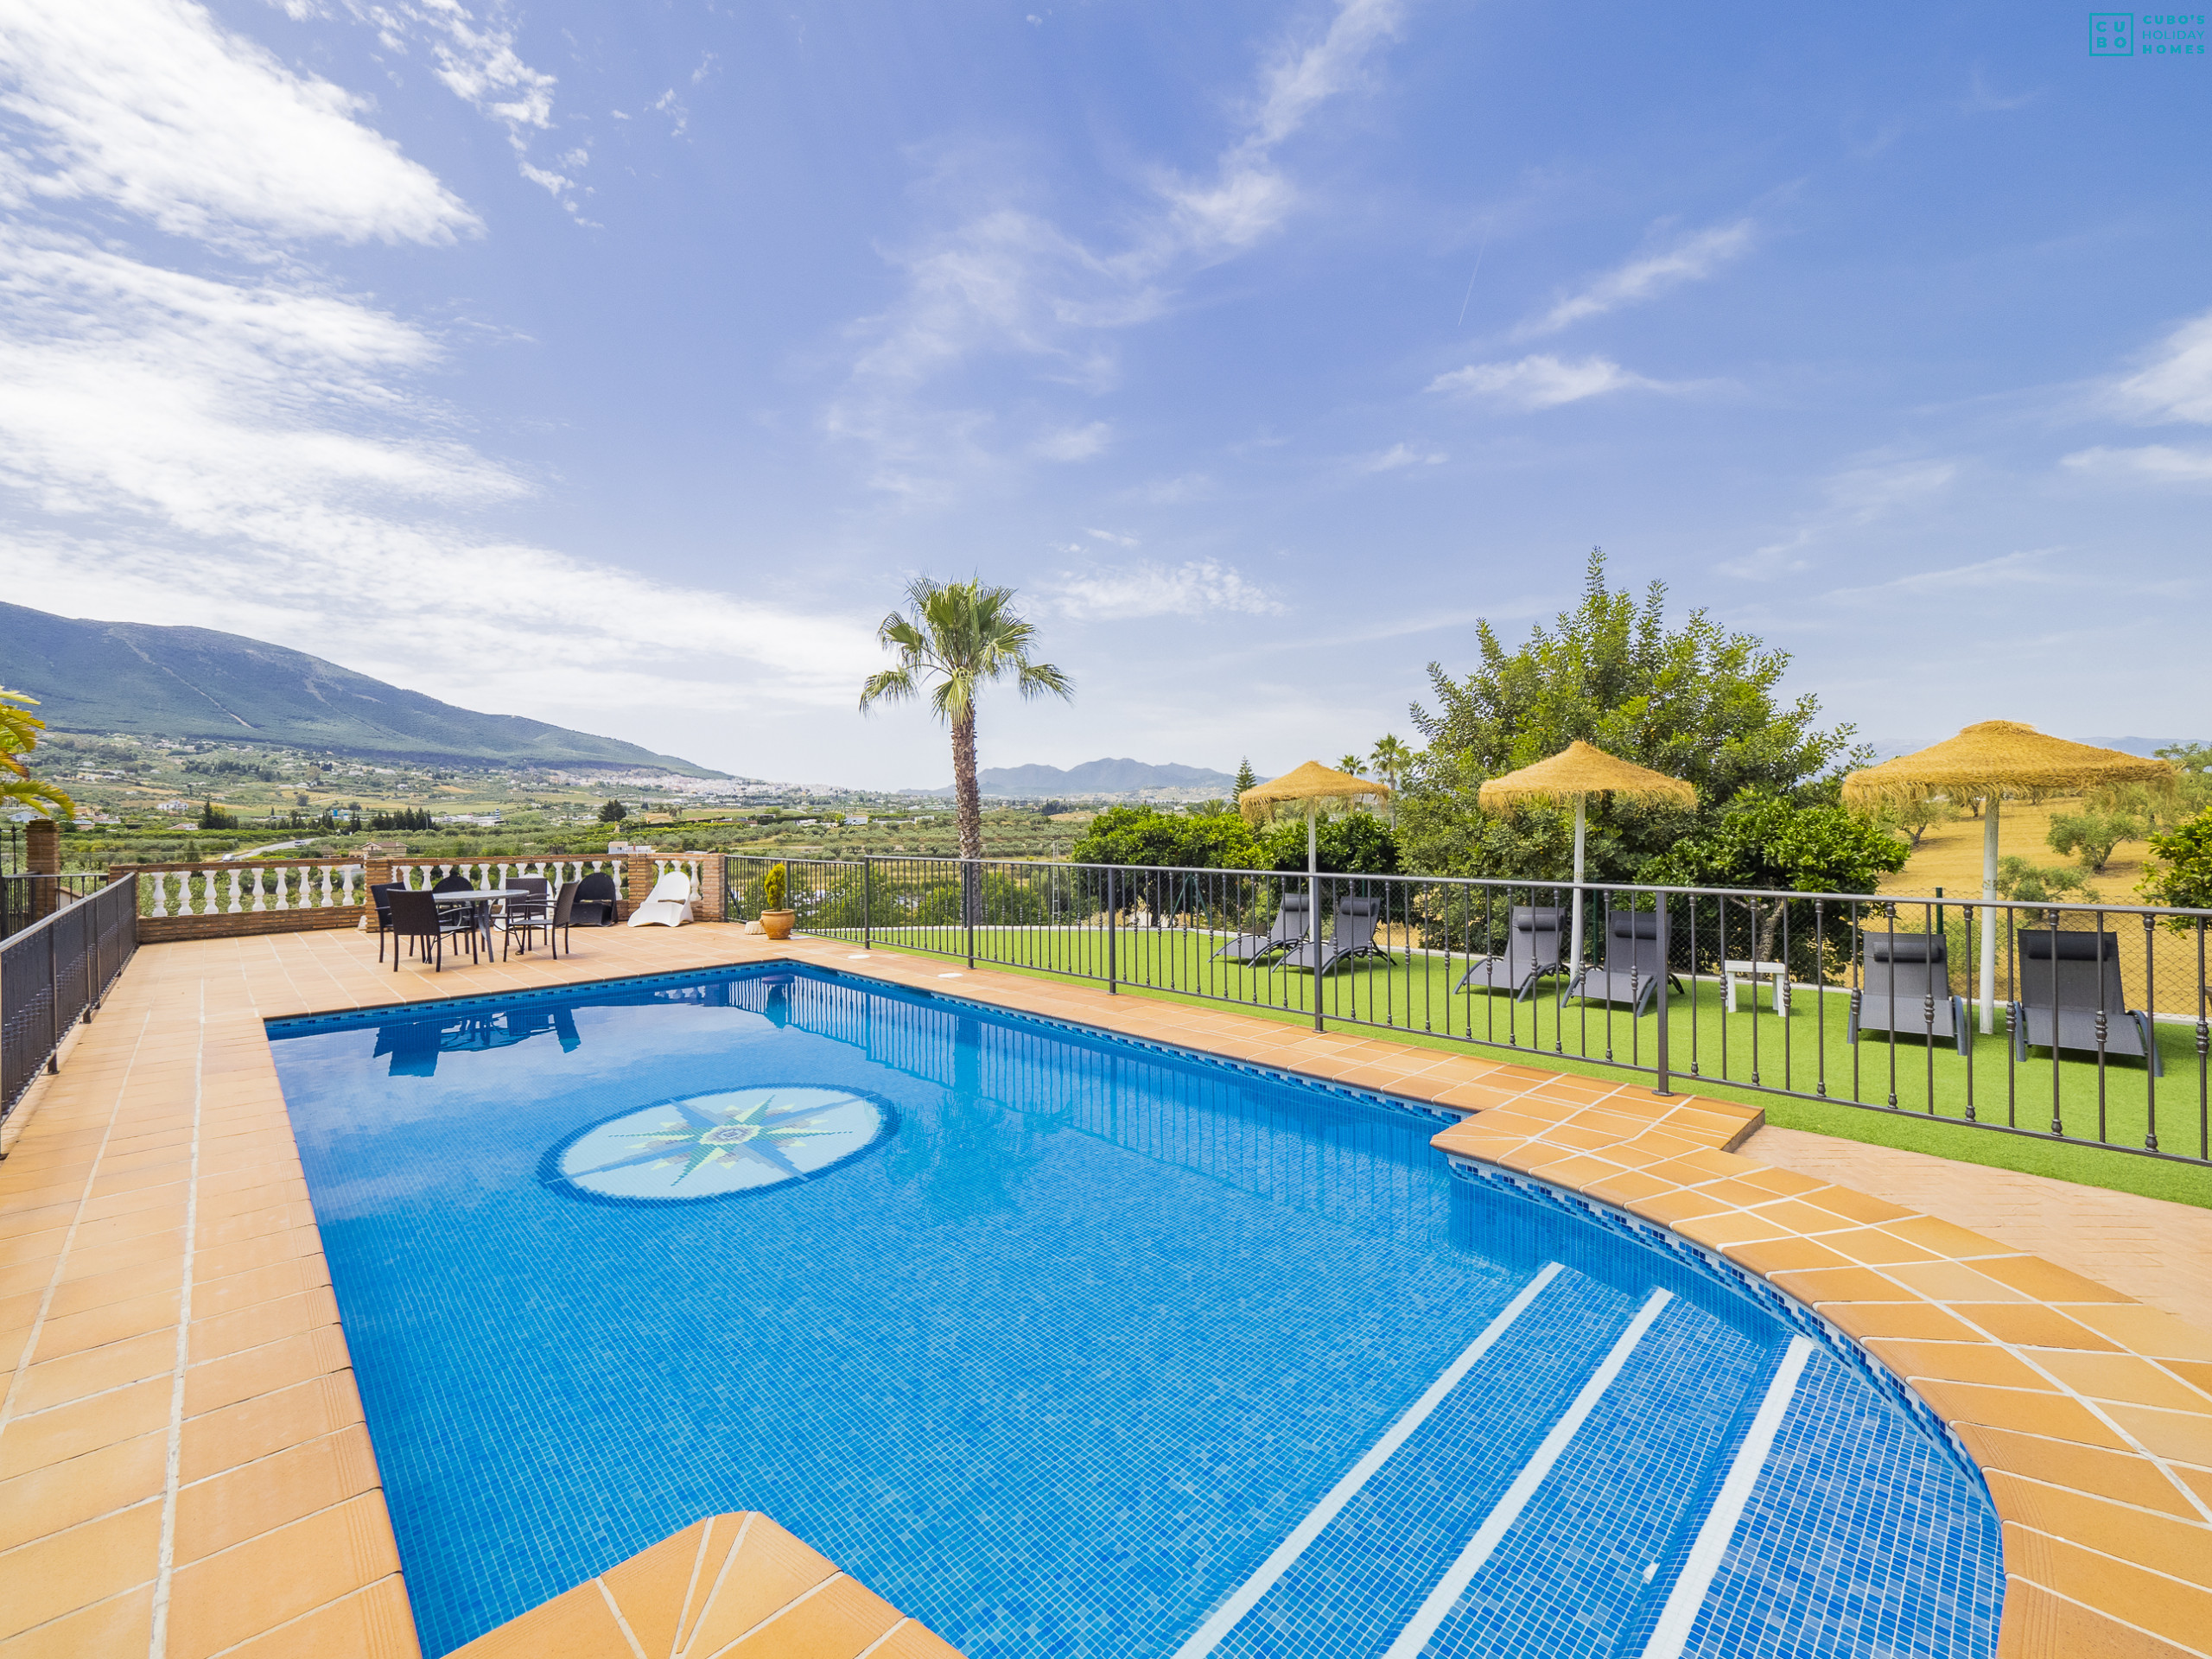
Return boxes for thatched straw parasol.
[1843,721,2173,1032]
[1478,741,1697,975]
[1241,761,1391,934]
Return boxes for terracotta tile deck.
[0,923,2205,1657]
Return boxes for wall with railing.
[729,853,2212,1168]
[3,875,137,1118]
[130,859,367,941]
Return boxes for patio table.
[431,888,530,960]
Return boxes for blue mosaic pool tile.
[267,963,2002,1659]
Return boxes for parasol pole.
[1570,795,1587,977]
[1306,802,1319,943]
[1979,796,1999,1033]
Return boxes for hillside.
[0,602,724,776]
[913,758,1237,797]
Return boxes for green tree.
[1885,796,1955,851]
[2046,809,2141,874]
[1644,791,1909,961]
[1336,753,1368,776]
[859,578,1071,861]
[197,800,238,830]
[598,799,628,823]
[2139,807,2212,919]
[1996,856,2094,920]
[1368,734,1414,826]
[1399,550,1866,882]
[1233,757,1257,797]
[1071,806,1259,869]
[0,688,76,821]
[1259,812,1400,876]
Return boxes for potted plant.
[760,862,795,939]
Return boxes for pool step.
[1176,1268,1796,1659]
[448,1510,963,1659]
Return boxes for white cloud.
[2107,308,2212,425]
[1084,527,1139,546]
[1822,550,2057,605]
[1033,422,1112,461]
[1722,457,1957,575]
[0,0,475,245]
[1519,219,1754,338]
[2062,443,2212,483]
[836,0,1404,492]
[1357,442,1445,472]
[1045,560,1282,620]
[1428,353,1659,408]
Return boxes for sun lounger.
[2010,930,2161,1073]
[1214,893,1309,963]
[1456,905,1565,999]
[627,868,696,928]
[1847,931,1968,1055]
[1274,895,1394,976]
[1560,911,1682,1016]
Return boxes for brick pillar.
[694,852,727,922]
[361,855,392,931]
[25,817,59,921]
[624,854,655,922]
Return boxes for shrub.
[1995,856,2092,905]
[598,799,628,823]
[2139,808,2212,920]
[2046,810,2141,874]
[761,862,788,912]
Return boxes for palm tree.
[859,578,1071,863]
[1337,753,1368,776]
[1,689,75,822]
[1369,734,1413,826]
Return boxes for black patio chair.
[1275,895,1395,976]
[1848,932,1969,1056]
[1457,905,1566,1000]
[503,880,579,960]
[1561,911,1684,1016]
[2010,931,2161,1074]
[368,882,404,963]
[572,869,620,926]
[1214,893,1309,963]
[386,889,457,973]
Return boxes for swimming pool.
[268,963,2003,1658]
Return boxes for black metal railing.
[727,853,2212,1167]
[1,873,110,941]
[2,874,138,1121]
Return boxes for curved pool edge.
[1428,1111,2212,1658]
[1,924,2202,1659]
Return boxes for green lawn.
[808,922,2212,1209]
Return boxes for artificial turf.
[812,922,2212,1210]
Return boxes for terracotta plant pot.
[760,910,796,940]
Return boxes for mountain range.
[912,759,1238,797]
[0,601,724,776]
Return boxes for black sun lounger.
[2010,930,2162,1074]
[1847,932,1968,1056]
[1274,895,1395,976]
[1456,905,1565,1000]
[1560,911,1683,1016]
[1215,892,1310,963]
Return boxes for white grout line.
[147,980,207,1659]
[1172,1263,1566,1659]
[1639,1334,1813,1659]
[1382,1288,1675,1659]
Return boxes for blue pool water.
[267,964,2002,1659]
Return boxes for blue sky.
[0,2,2205,786]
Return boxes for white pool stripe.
[1382,1287,1674,1659]
[1170,1262,1565,1659]
[1638,1334,1814,1659]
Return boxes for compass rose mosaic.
[545,1086,894,1204]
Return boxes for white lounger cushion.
[626,868,696,928]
